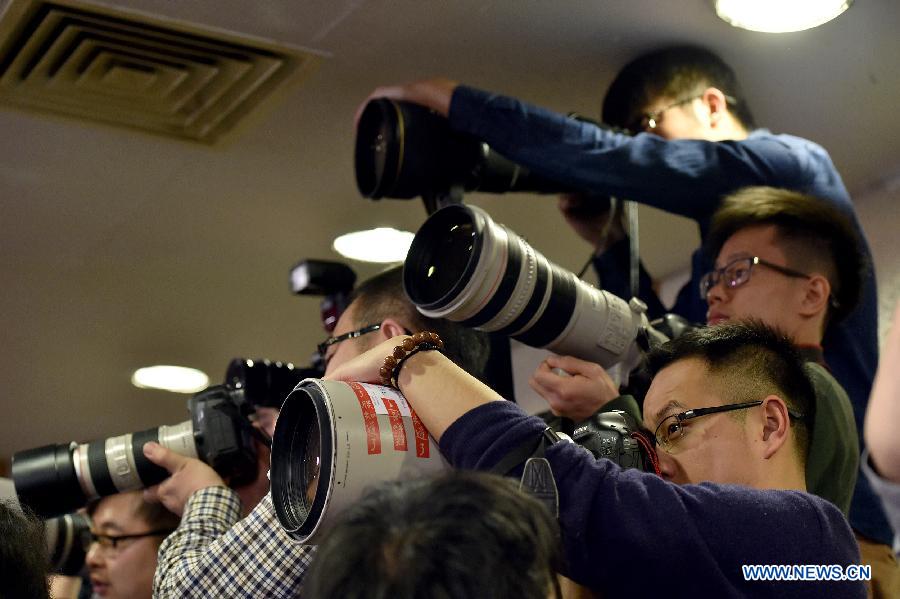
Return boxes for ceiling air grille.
[0,0,323,143]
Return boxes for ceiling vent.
[0,0,323,143]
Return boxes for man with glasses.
[84,490,178,599]
[532,185,896,593]
[325,320,865,596]
[147,266,489,598]
[359,45,880,541]
[704,186,899,596]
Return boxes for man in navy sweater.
[328,321,866,597]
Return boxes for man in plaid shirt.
[143,267,490,598]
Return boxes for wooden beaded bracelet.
[379,331,444,390]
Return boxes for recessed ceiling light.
[715,0,853,33]
[132,365,210,393]
[333,227,415,263]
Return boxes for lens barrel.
[45,512,91,575]
[355,99,566,200]
[271,379,448,543]
[12,421,197,519]
[404,204,647,368]
[224,358,312,409]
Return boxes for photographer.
[531,186,900,592]
[359,46,885,551]
[326,321,865,597]
[147,267,490,598]
[84,490,179,599]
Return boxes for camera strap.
[491,427,566,517]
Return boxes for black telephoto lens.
[45,512,92,576]
[355,98,567,200]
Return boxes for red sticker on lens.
[410,409,429,458]
[383,398,408,452]
[350,382,381,455]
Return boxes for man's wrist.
[182,485,241,524]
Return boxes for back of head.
[603,44,755,131]
[349,266,491,378]
[303,472,561,599]
[706,186,866,325]
[0,501,50,599]
[647,320,814,464]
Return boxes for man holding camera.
[326,320,866,597]
[145,267,489,598]
[532,185,899,594]
[360,45,888,566]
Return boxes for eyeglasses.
[85,528,175,556]
[317,324,381,358]
[631,93,737,133]
[653,400,805,453]
[699,256,812,299]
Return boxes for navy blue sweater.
[449,85,887,544]
[440,401,865,597]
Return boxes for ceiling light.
[715,0,853,33]
[132,365,210,393]
[333,227,415,263]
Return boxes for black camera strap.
[212,401,272,449]
[490,427,565,518]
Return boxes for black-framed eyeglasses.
[630,93,737,133]
[317,324,381,357]
[653,400,805,452]
[699,256,812,298]
[85,528,175,554]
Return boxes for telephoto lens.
[355,98,564,200]
[12,421,200,519]
[45,512,92,576]
[270,379,448,544]
[404,204,658,368]
[12,358,305,519]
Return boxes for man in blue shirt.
[359,46,887,553]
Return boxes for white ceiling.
[1,0,899,463]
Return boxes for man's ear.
[759,395,791,459]
[379,317,409,339]
[798,274,831,318]
[700,87,729,128]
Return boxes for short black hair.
[0,501,50,599]
[603,45,756,132]
[706,186,866,326]
[87,491,180,536]
[303,472,562,599]
[349,266,490,379]
[646,321,814,463]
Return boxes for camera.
[269,380,658,544]
[12,358,309,518]
[403,203,665,371]
[355,98,568,201]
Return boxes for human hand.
[324,336,411,385]
[557,194,625,253]
[142,442,226,516]
[355,78,459,125]
[529,355,620,422]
